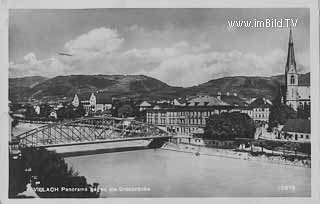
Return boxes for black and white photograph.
[5,6,316,199]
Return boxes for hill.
[9,73,310,103]
[9,75,182,102]
[9,76,48,102]
[9,76,48,88]
[184,72,310,100]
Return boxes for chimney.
[217,92,221,100]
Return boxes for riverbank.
[162,142,311,168]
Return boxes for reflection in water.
[65,149,310,197]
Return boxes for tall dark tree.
[39,104,52,118]
[75,103,86,118]
[25,105,37,118]
[204,112,256,140]
[11,116,19,128]
[9,154,29,198]
[268,88,297,131]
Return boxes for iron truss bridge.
[13,117,172,148]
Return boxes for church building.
[284,29,310,110]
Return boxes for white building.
[72,92,112,114]
[138,101,152,111]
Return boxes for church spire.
[285,27,296,73]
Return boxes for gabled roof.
[138,101,152,107]
[283,119,310,134]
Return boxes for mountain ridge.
[9,73,310,103]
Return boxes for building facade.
[147,106,231,135]
[284,29,310,110]
[146,95,270,136]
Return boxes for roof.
[187,95,229,106]
[172,99,184,106]
[138,101,152,107]
[248,97,272,108]
[221,95,247,106]
[283,119,310,134]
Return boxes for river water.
[65,149,310,197]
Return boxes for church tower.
[285,28,299,110]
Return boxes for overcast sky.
[9,8,309,87]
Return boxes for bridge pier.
[148,137,169,149]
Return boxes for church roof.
[283,119,310,134]
[285,28,296,73]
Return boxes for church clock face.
[289,65,295,72]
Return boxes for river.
[65,149,311,197]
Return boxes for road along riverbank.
[162,142,311,168]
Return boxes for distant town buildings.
[284,29,310,110]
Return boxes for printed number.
[278,185,296,191]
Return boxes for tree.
[75,103,86,118]
[297,103,310,119]
[268,93,297,131]
[117,104,134,118]
[56,104,79,119]
[25,105,37,118]
[11,116,19,128]
[9,154,29,198]
[204,112,256,140]
[39,104,52,118]
[20,147,100,198]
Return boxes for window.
[306,135,309,139]
[300,134,303,139]
[290,75,295,84]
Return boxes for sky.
[9,8,310,87]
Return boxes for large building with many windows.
[146,95,271,135]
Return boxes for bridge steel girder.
[15,117,170,147]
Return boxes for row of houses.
[143,94,310,143]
